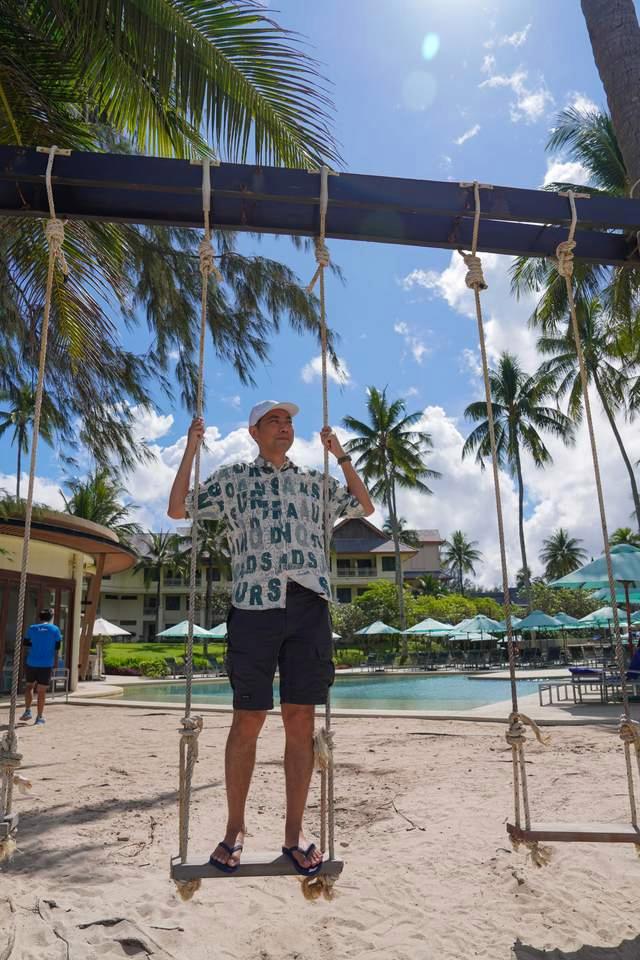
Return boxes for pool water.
[116,673,537,712]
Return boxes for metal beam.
[1,146,639,265]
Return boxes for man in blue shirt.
[20,608,61,725]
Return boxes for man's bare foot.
[210,829,244,869]
[284,833,323,870]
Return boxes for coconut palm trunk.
[513,443,533,611]
[592,371,640,532]
[388,479,407,649]
[581,0,640,187]
[15,433,23,500]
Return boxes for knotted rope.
[300,727,337,901]
[556,189,639,828]
[1,146,68,861]
[174,157,219,901]
[458,180,546,864]
[302,165,339,900]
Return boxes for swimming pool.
[115,673,537,712]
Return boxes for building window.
[104,593,120,600]
[119,620,137,626]
[336,587,352,604]
[165,595,181,611]
[382,557,396,572]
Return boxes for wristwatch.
[337,454,352,465]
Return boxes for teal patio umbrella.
[493,616,522,633]
[207,622,229,639]
[591,587,640,604]
[455,614,502,639]
[403,617,454,636]
[157,620,216,638]
[551,544,640,650]
[516,610,562,632]
[355,620,400,657]
[580,605,626,627]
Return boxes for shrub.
[335,650,362,668]
[139,658,169,678]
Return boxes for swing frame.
[5,147,640,873]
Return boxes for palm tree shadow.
[513,936,640,959]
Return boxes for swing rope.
[174,158,220,902]
[301,164,337,902]
[458,181,550,867]
[556,190,640,829]
[0,145,68,862]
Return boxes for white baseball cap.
[248,400,300,427]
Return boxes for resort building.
[98,519,444,636]
[0,510,136,693]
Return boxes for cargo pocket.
[316,639,335,690]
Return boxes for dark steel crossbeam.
[1,146,639,265]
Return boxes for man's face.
[249,408,294,454]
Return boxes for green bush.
[335,650,362,667]
[139,658,169,678]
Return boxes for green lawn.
[104,641,227,665]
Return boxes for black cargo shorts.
[225,581,335,711]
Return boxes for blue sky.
[4,0,640,585]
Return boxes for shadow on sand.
[513,936,640,959]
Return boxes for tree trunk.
[388,480,407,654]
[581,0,640,189]
[514,444,533,612]
[16,439,22,500]
[458,561,464,596]
[155,571,161,638]
[593,373,640,532]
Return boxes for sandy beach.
[2,701,640,960]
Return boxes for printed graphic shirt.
[25,622,62,667]
[187,455,365,609]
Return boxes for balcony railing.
[336,567,377,578]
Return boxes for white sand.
[2,702,640,959]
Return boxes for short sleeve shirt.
[25,622,62,667]
[186,455,365,609]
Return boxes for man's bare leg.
[210,709,267,868]
[281,703,323,869]
[36,684,46,718]
[24,683,34,712]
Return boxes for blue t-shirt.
[25,622,62,668]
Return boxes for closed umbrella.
[551,544,640,650]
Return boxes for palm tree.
[1,1,340,469]
[463,353,575,610]
[536,296,640,531]
[411,574,443,597]
[383,516,422,548]
[441,531,483,595]
[581,0,640,188]
[0,383,63,499]
[540,528,588,580]
[343,387,440,643]
[133,531,185,637]
[610,527,640,547]
[62,468,142,545]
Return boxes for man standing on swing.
[168,400,374,875]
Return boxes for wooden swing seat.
[0,813,18,839]
[170,852,344,881]
[508,821,640,844]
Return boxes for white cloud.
[0,474,65,510]
[500,24,531,47]
[484,24,531,50]
[543,159,590,188]
[454,124,481,146]
[481,54,496,74]
[300,355,351,386]
[569,91,598,114]
[404,386,420,399]
[393,321,431,364]
[401,251,540,373]
[222,395,241,409]
[459,347,482,378]
[130,406,174,443]
[480,68,554,123]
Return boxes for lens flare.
[422,33,440,61]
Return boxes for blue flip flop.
[281,843,322,877]
[209,841,243,874]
